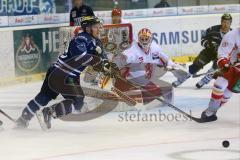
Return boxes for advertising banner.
[1,0,67,26]
[38,13,67,24]
[123,9,148,19]
[209,4,240,14]
[178,6,209,15]
[147,7,177,17]
[129,13,240,57]
[8,15,38,26]
[14,27,60,76]
[0,0,8,16]
[3,0,56,16]
[0,16,8,26]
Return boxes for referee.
[70,0,95,26]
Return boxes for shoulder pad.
[75,35,88,43]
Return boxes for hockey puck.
[222,140,230,148]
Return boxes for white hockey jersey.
[121,41,175,80]
[218,27,240,65]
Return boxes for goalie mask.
[138,28,152,53]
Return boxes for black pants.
[189,48,218,75]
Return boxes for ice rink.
[0,68,239,160]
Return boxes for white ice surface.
[0,65,239,160]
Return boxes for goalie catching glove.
[93,59,120,77]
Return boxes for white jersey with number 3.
[123,41,175,80]
[218,28,240,65]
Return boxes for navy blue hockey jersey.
[54,32,101,77]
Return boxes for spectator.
[70,0,95,26]
[154,0,170,8]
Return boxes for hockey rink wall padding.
[0,13,239,86]
[0,31,14,79]
[13,28,60,76]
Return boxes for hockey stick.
[108,68,204,123]
[0,109,16,122]
[192,70,216,78]
[150,96,203,123]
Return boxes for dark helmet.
[221,13,232,22]
[81,16,101,30]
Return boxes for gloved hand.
[213,58,230,79]
[218,58,230,72]
[103,61,120,78]
[205,41,218,51]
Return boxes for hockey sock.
[21,94,52,120]
[206,77,228,116]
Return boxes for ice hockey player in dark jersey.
[15,16,108,128]
[172,13,232,88]
[70,0,95,26]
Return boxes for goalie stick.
[107,66,205,123]
[111,87,137,106]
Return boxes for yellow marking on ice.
[172,55,197,63]
[0,73,46,88]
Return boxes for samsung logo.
[152,30,205,45]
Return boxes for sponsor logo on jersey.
[16,34,41,72]
[74,17,81,26]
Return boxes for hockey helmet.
[81,16,101,30]
[221,13,232,22]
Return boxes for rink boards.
[0,13,239,87]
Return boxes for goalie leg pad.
[142,80,173,104]
[142,82,161,104]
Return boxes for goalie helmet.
[138,28,152,52]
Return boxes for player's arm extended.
[157,48,179,69]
